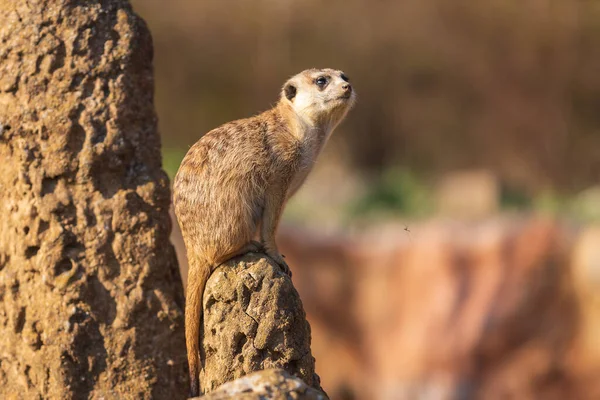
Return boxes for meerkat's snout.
[341,82,352,98]
[336,78,355,108]
[340,72,351,90]
[339,72,353,98]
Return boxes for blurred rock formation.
[279,220,600,400]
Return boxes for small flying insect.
[404,224,413,241]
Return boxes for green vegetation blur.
[133,0,600,223]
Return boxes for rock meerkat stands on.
[200,254,325,395]
[173,68,355,396]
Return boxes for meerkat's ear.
[283,83,297,101]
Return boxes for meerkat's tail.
[186,257,212,398]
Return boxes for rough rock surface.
[195,369,327,400]
[200,253,323,395]
[0,1,186,399]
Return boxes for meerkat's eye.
[315,76,328,88]
[341,73,350,82]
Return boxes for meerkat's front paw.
[267,252,292,277]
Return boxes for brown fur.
[172,68,355,397]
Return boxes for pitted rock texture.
[0,1,186,399]
[196,369,328,400]
[200,253,323,395]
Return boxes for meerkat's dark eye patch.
[315,76,328,88]
[284,83,297,101]
[341,73,349,82]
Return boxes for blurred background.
[131,1,600,399]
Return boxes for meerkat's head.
[281,68,356,131]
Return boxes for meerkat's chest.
[287,139,324,196]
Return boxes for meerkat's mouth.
[340,94,356,107]
[323,93,355,107]
[326,94,352,103]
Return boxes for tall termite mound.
[0,1,186,398]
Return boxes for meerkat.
[172,68,355,397]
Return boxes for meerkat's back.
[174,118,269,259]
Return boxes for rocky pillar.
[200,253,325,396]
[0,1,186,398]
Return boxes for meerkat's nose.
[342,83,352,93]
